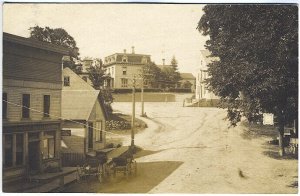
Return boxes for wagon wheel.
[125,165,129,179]
[76,171,82,183]
[133,161,137,176]
[97,165,104,183]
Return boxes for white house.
[195,50,219,100]
[103,47,151,89]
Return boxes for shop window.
[95,121,103,142]
[43,95,50,118]
[16,134,24,166]
[42,131,55,159]
[22,94,30,119]
[64,76,70,86]
[3,92,7,119]
[4,134,13,168]
[121,78,128,87]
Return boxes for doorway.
[88,122,93,149]
[28,141,40,172]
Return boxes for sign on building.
[263,113,274,125]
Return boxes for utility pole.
[131,76,136,150]
[141,80,144,116]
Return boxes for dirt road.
[111,102,298,194]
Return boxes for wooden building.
[61,68,107,166]
[3,33,68,183]
[195,50,219,100]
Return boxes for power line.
[3,100,127,138]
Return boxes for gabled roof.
[62,90,99,120]
[180,73,195,80]
[62,68,99,120]
[63,67,94,90]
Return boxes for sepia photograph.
[2,2,298,194]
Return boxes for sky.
[3,3,208,75]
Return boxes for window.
[22,94,30,118]
[42,131,55,159]
[16,134,24,166]
[112,67,114,76]
[121,78,128,87]
[3,92,7,119]
[43,95,50,118]
[122,67,127,75]
[64,76,70,86]
[4,134,13,168]
[122,56,128,63]
[95,121,103,142]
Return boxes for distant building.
[3,33,68,182]
[103,47,151,89]
[179,73,196,92]
[76,57,101,86]
[61,68,107,164]
[195,50,219,100]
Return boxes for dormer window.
[64,76,70,86]
[142,56,148,64]
[122,55,128,63]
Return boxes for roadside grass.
[240,121,277,140]
[105,113,148,147]
[108,113,147,134]
[240,121,298,160]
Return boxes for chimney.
[123,49,127,54]
[132,46,135,54]
[162,58,165,65]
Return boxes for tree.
[140,62,164,88]
[158,56,181,89]
[29,26,80,72]
[197,5,298,156]
[87,59,113,116]
[87,59,106,89]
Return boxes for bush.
[106,120,131,130]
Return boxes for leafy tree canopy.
[29,26,79,57]
[197,5,298,129]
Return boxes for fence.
[61,153,86,167]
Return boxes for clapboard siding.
[3,84,61,122]
[3,41,63,84]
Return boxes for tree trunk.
[278,124,285,156]
[277,111,285,156]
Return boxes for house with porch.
[3,33,68,183]
[61,68,107,166]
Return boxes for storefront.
[3,121,61,182]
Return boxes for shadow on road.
[262,143,298,160]
[62,161,183,193]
